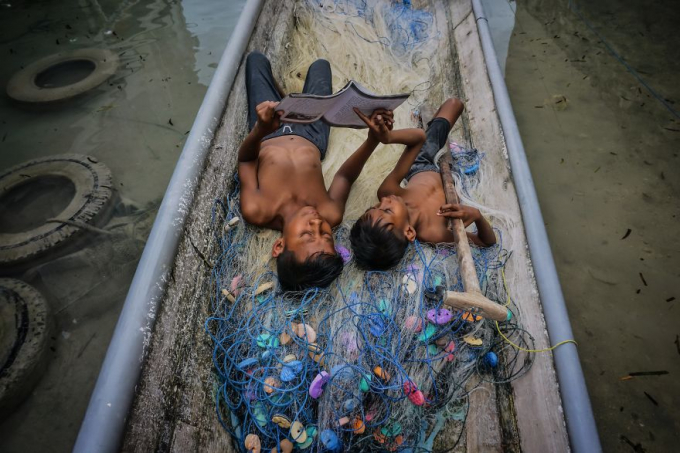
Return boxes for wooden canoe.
[120,1,569,451]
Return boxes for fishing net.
[206,1,537,451]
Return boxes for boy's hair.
[349,215,409,270]
[276,249,344,291]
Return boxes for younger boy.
[350,98,496,270]
[238,51,395,290]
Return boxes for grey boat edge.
[471,0,601,451]
[73,1,266,452]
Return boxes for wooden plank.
[448,2,570,452]
[426,2,504,451]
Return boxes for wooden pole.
[439,152,482,294]
[439,152,510,322]
[439,152,503,452]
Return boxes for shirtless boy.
[238,51,395,290]
[350,98,497,270]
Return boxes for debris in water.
[626,370,668,377]
[96,104,116,113]
[548,94,568,111]
[675,335,680,355]
[643,392,658,406]
[621,229,632,240]
[168,118,174,126]
[620,435,646,453]
[639,273,647,286]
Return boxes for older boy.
[238,51,393,290]
[350,98,496,270]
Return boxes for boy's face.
[272,206,336,259]
[364,195,415,241]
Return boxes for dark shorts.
[245,51,332,160]
[405,117,452,181]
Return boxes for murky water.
[0,0,246,451]
[499,0,680,451]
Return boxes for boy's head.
[272,206,343,291]
[350,195,416,270]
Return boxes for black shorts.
[405,117,452,181]
[245,51,332,160]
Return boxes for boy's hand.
[354,108,394,144]
[255,101,283,136]
[437,203,480,227]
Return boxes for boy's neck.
[405,202,422,230]
[278,202,313,230]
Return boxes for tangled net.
[205,148,535,452]
[205,1,538,452]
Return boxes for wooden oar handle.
[444,291,511,322]
[439,152,481,293]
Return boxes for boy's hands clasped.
[354,108,394,144]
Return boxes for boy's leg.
[300,59,332,159]
[245,51,282,131]
[406,98,464,180]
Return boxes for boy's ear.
[404,225,416,242]
[272,238,285,257]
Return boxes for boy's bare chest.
[403,179,453,243]
[257,142,331,208]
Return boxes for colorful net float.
[244,433,261,453]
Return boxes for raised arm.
[376,127,426,199]
[327,109,393,211]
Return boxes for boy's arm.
[350,107,427,199]
[237,101,282,224]
[437,203,497,247]
[376,127,427,199]
[327,109,392,211]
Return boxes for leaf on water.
[96,104,116,113]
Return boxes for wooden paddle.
[438,152,511,322]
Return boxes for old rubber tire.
[0,154,115,268]
[0,279,50,419]
[6,48,119,104]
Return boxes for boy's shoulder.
[318,201,343,228]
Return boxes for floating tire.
[0,279,51,419]
[6,48,119,104]
[0,155,115,269]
